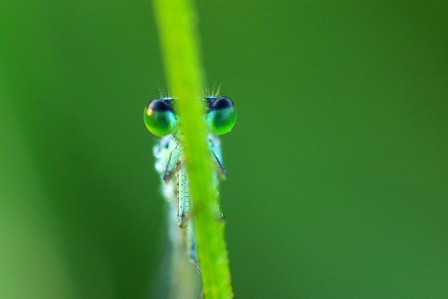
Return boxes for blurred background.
[1,1,447,298]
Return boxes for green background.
[1,1,447,298]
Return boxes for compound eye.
[143,99,177,136]
[207,96,237,135]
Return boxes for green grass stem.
[152,0,234,298]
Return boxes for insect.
[143,95,237,269]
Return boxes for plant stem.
[152,0,233,298]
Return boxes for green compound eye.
[144,98,177,136]
[207,96,237,135]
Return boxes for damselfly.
[144,96,236,296]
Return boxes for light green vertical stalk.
[152,0,233,298]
